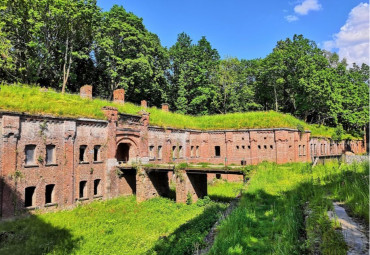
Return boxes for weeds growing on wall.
[0,84,358,139]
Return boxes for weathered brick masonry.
[0,89,366,218]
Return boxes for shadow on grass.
[0,178,79,255]
[147,203,226,255]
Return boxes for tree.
[0,0,100,91]
[168,33,219,114]
[94,5,168,103]
[211,57,260,113]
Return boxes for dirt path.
[328,202,369,255]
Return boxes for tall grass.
[208,161,369,255]
[0,180,245,255]
[0,84,357,139]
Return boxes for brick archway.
[116,138,139,163]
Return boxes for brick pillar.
[102,106,118,198]
[275,130,289,164]
[1,115,20,218]
[249,131,259,165]
[136,167,170,202]
[175,170,207,203]
[162,103,169,112]
[80,85,92,99]
[63,120,76,206]
[113,89,125,104]
[141,100,147,108]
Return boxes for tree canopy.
[0,1,368,136]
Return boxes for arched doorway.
[116,143,130,163]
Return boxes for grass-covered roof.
[0,84,356,139]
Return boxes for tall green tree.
[0,0,100,91]
[168,33,219,114]
[94,5,168,103]
[211,57,260,113]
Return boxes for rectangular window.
[94,179,101,196]
[196,146,200,158]
[303,145,306,156]
[191,146,194,157]
[179,146,183,158]
[270,145,273,149]
[79,181,87,198]
[172,146,176,159]
[157,146,162,159]
[25,186,36,207]
[25,145,36,165]
[299,145,302,156]
[242,145,245,149]
[45,184,55,204]
[215,146,221,157]
[79,145,87,162]
[248,145,251,149]
[46,145,56,165]
[264,145,267,149]
[149,145,155,159]
[94,145,101,162]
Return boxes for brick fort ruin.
[0,86,366,218]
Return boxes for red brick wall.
[1,111,366,218]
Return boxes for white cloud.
[285,15,299,22]
[294,0,322,15]
[324,3,369,66]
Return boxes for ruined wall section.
[0,112,109,217]
[74,121,108,204]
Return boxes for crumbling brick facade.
[0,90,366,218]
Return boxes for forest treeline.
[0,1,368,136]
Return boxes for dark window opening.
[172,146,176,159]
[25,186,36,207]
[45,184,55,204]
[46,145,56,164]
[258,145,261,149]
[179,146,183,158]
[216,174,221,179]
[242,137,245,140]
[270,145,273,149]
[215,146,221,157]
[79,145,87,162]
[248,145,251,149]
[25,145,36,165]
[196,146,200,157]
[264,137,267,140]
[264,145,267,149]
[158,146,163,159]
[94,145,101,161]
[242,145,245,149]
[79,181,87,198]
[149,145,155,159]
[236,146,239,150]
[191,146,195,157]
[94,179,101,196]
[116,143,130,163]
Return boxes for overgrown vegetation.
[0,1,368,136]
[0,181,244,255]
[209,161,369,254]
[0,84,358,139]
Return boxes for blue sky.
[97,0,369,65]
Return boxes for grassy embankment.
[0,181,244,255]
[209,161,369,255]
[0,84,357,139]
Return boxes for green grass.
[208,161,369,255]
[208,180,246,202]
[0,84,357,139]
[0,180,245,255]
